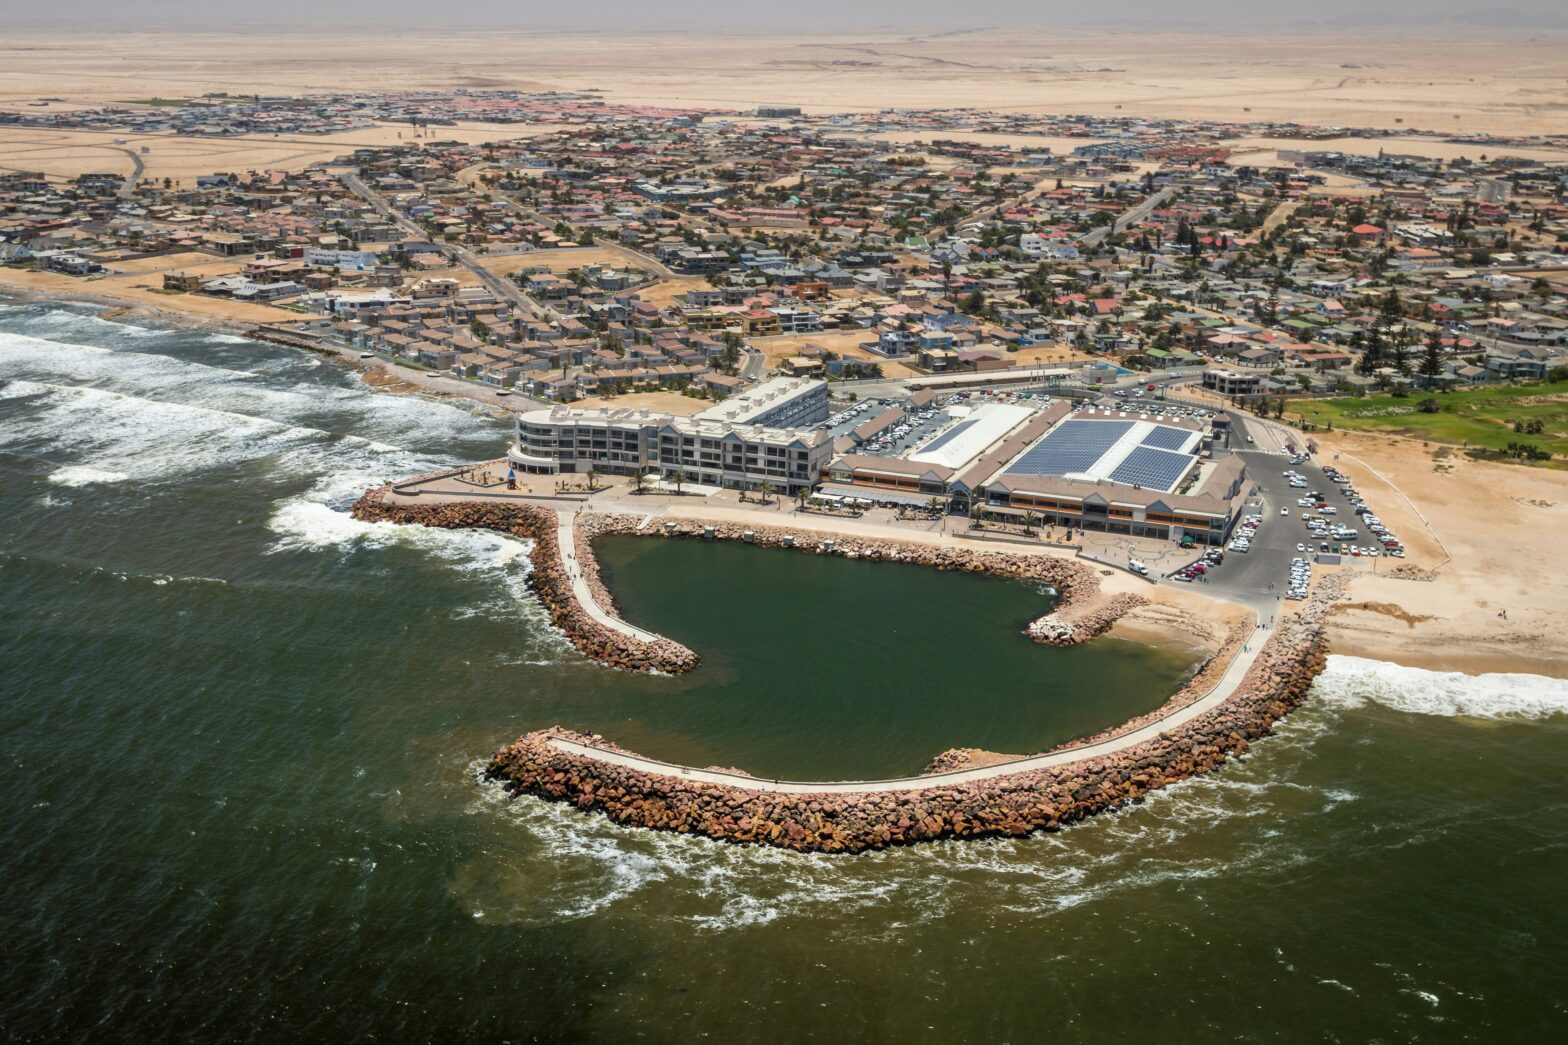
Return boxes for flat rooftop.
[691,376,824,425]
[906,402,1035,472]
[1003,412,1203,493]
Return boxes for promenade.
[555,508,665,645]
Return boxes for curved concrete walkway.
[547,620,1264,793]
[556,510,667,645]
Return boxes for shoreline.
[0,280,268,335]
[0,282,535,420]
[348,476,1337,853]
[7,289,1558,679]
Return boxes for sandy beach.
[1302,428,1568,678]
[0,266,301,329]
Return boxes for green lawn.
[115,97,194,107]
[1291,380,1568,465]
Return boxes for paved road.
[1080,186,1177,249]
[1477,178,1510,204]
[114,147,145,199]
[740,346,766,381]
[1192,448,1308,619]
[339,169,555,323]
[547,617,1262,791]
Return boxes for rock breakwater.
[350,488,699,674]
[485,586,1336,853]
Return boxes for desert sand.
[2,27,1567,137]
[1305,428,1568,678]
[0,123,560,183]
[0,260,303,325]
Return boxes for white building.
[690,377,829,429]
[510,406,832,494]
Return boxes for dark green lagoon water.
[3,301,1567,1043]
[592,535,1197,779]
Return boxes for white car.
[1281,506,1290,516]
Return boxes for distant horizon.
[10,0,1568,31]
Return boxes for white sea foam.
[1313,655,1568,721]
[0,379,326,482]
[10,307,168,339]
[265,495,530,569]
[48,465,130,487]
[458,717,1354,934]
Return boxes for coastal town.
[5,83,1568,832]
[7,14,1568,1043]
[5,90,1568,416]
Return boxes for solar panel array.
[1005,419,1131,476]
[1140,425,1195,452]
[1109,445,1192,490]
[916,416,979,455]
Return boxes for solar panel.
[1109,445,1192,490]
[917,417,978,455]
[1006,419,1131,476]
[1140,425,1194,452]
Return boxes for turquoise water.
[3,301,1568,1042]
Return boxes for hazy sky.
[13,0,1568,29]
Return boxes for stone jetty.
[350,488,700,674]
[354,482,1336,851]
[485,599,1326,853]
[349,488,1149,674]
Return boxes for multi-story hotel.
[508,378,833,493]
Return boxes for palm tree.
[758,479,774,504]
[670,469,687,496]
[632,466,647,495]
[585,466,599,491]
[794,487,810,512]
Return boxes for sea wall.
[484,607,1324,853]
[349,491,1135,674]
[350,488,699,674]
[576,512,1140,646]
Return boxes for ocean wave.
[1313,655,1568,721]
[0,325,506,454]
[0,379,329,482]
[48,465,130,487]
[458,705,1356,933]
[0,374,471,494]
[264,497,527,565]
[4,306,169,339]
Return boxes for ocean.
[2,301,1566,1043]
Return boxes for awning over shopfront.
[816,483,939,508]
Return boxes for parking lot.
[1175,449,1317,615]
[1179,448,1405,617]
